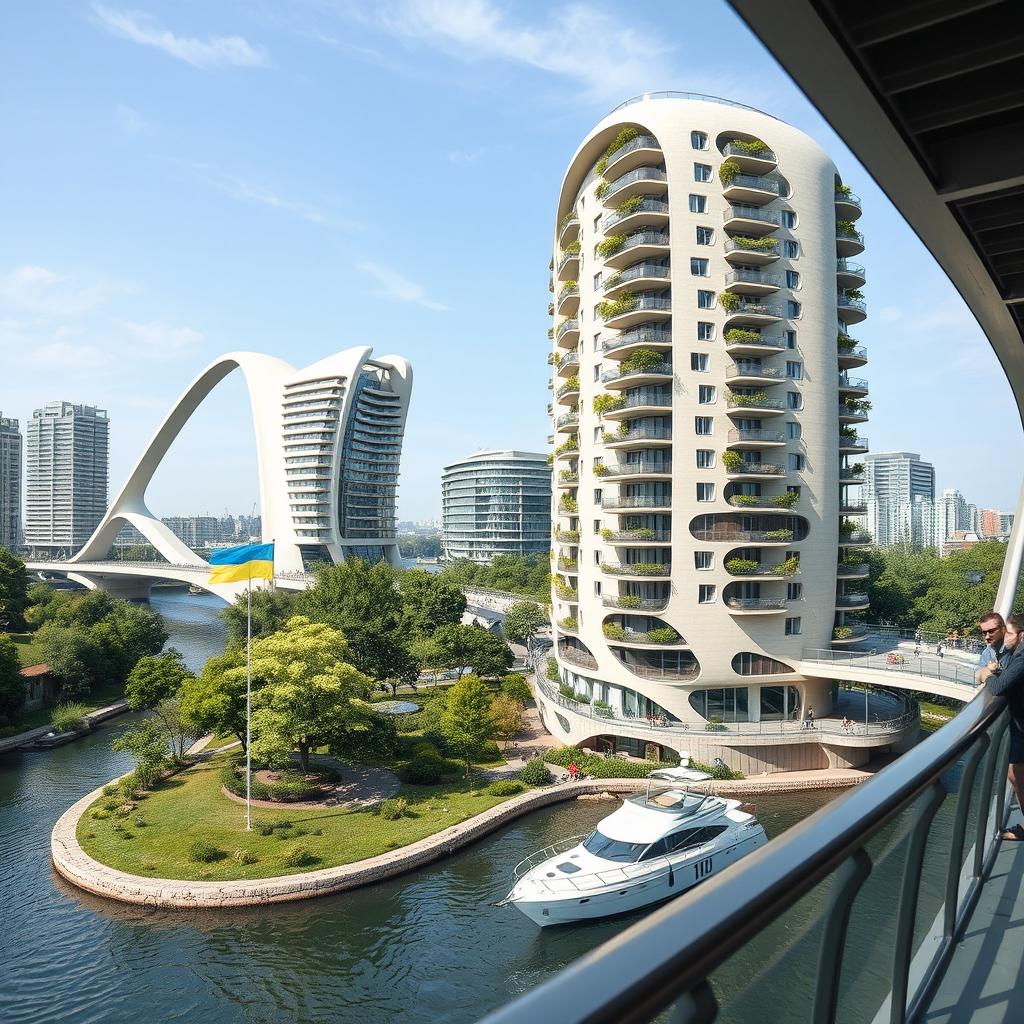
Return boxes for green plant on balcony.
[547,657,560,682]
[763,529,794,542]
[837,333,857,351]
[603,623,627,641]
[839,519,860,536]
[559,278,578,295]
[841,288,864,301]
[558,615,578,629]
[722,450,745,472]
[730,234,778,251]
[559,212,577,231]
[558,558,578,571]
[563,239,581,256]
[593,463,611,477]
[730,494,761,508]
[562,374,580,392]
[603,271,624,290]
[838,554,865,568]
[597,234,628,258]
[593,393,626,415]
[835,183,853,197]
[771,556,800,577]
[559,496,578,514]
[615,194,646,216]
[836,219,858,237]
[729,138,770,155]
[705,718,727,732]
[557,529,580,543]
[848,462,865,475]
[601,424,630,442]
[595,125,641,176]
[546,352,556,365]
[719,291,741,312]
[839,426,858,440]
[728,389,769,407]
[620,347,666,373]
[593,699,613,718]
[725,557,760,575]
[833,625,853,640]
[719,159,741,186]
[595,180,611,199]
[554,435,579,456]
[558,469,577,483]
[597,293,640,320]
[770,491,800,509]
[628,562,667,575]
[645,627,679,644]
[724,327,762,343]
[842,398,871,414]
[547,327,555,339]
[554,584,578,601]
[615,595,642,609]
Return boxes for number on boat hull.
[694,857,713,881]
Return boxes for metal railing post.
[943,735,988,938]
[670,980,718,1024]
[889,781,946,1024]
[973,712,1009,878]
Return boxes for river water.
[2,590,934,1024]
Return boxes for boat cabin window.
[582,831,647,863]
[640,825,728,860]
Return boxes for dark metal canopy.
[729,0,1024,420]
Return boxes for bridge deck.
[921,808,1024,1023]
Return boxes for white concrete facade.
[31,348,411,601]
[545,94,872,767]
[0,412,21,552]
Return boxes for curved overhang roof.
[729,0,1024,423]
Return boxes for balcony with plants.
[839,519,872,545]
[557,239,581,279]
[597,291,672,330]
[602,491,673,513]
[723,582,789,614]
[727,489,800,511]
[722,450,786,478]
[720,291,783,325]
[839,427,869,453]
[557,637,597,670]
[721,137,777,173]
[603,324,673,359]
[558,494,578,515]
[553,434,580,460]
[838,288,867,324]
[603,262,671,298]
[838,375,869,397]
[837,555,869,579]
[839,397,871,424]
[556,317,580,348]
[558,212,580,246]
[556,469,578,489]
[596,127,663,180]
[831,621,869,645]
[602,348,672,388]
[556,408,579,433]
[840,500,868,515]
[555,528,580,543]
[598,230,671,269]
[690,512,806,545]
[601,421,673,449]
[601,589,670,613]
[599,387,671,419]
[725,389,785,415]
[557,279,580,315]
[723,327,786,356]
[836,220,865,257]
[836,259,866,289]
[723,204,780,236]
[727,425,786,448]
[602,616,686,648]
[837,332,868,368]
[557,556,579,575]
[725,361,784,386]
[552,574,580,604]
[602,195,670,234]
[598,458,672,481]
[557,615,579,634]
[724,267,782,296]
[724,554,801,579]
[834,183,863,221]
[840,460,865,484]
[719,160,783,205]
[600,560,672,578]
[835,590,870,611]
[723,235,782,267]
[601,526,671,545]
[555,349,580,377]
[556,374,580,404]
[597,166,668,206]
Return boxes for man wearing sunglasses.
[976,612,1008,684]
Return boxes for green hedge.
[220,761,339,802]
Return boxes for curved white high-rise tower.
[542,93,873,772]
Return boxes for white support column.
[994,476,1024,617]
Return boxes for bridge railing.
[480,692,1011,1024]
[803,646,981,692]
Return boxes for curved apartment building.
[442,450,551,563]
[543,93,877,773]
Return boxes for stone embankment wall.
[52,770,865,909]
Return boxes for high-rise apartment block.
[25,402,109,556]
[543,93,871,772]
[864,451,935,548]
[0,413,22,552]
[441,450,551,562]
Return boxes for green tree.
[440,674,498,775]
[433,623,514,678]
[0,634,24,724]
[125,648,193,709]
[179,649,249,748]
[502,600,547,645]
[398,569,466,637]
[912,542,1015,635]
[297,559,418,687]
[409,635,446,681]
[221,588,297,648]
[0,548,30,631]
[112,717,171,788]
[36,623,104,697]
[249,616,373,772]
[490,692,525,749]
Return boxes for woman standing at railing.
[978,614,1024,840]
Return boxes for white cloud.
[370,0,674,100]
[114,103,155,135]
[92,5,271,70]
[120,320,205,358]
[0,265,105,317]
[192,166,329,224]
[357,261,448,311]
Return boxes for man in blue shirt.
[976,612,1007,683]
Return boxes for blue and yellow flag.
[208,543,274,584]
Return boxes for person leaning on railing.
[977,613,1024,840]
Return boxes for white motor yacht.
[501,767,767,927]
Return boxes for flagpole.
[246,568,252,832]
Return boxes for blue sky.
[1,0,1020,522]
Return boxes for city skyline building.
[24,402,109,557]
[543,93,873,773]
[864,451,935,549]
[441,450,551,563]
[0,413,22,552]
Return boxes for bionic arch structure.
[33,348,412,601]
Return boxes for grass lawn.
[9,632,46,668]
[919,700,959,733]
[77,753,523,881]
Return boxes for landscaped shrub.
[721,450,744,472]
[730,234,777,251]
[593,393,626,415]
[614,194,645,215]
[517,760,554,786]
[282,846,318,868]
[719,291,741,312]
[836,219,857,236]
[771,556,801,577]
[763,529,794,542]
[402,750,459,785]
[546,657,560,682]
[220,760,337,803]
[596,294,639,321]
[689,758,745,781]
[833,626,853,640]
[501,676,533,704]
[234,850,259,865]
[379,798,409,820]
[728,137,770,155]
[771,492,800,509]
[724,327,762,343]
[728,390,770,408]
[50,702,88,733]
[91,809,110,820]
[188,840,224,863]
[719,159,741,185]
[487,780,525,796]
[645,627,679,644]
[597,234,627,258]
[542,745,682,778]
